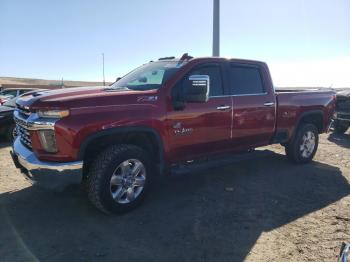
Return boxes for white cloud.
[269,57,350,88]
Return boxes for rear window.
[229,65,265,95]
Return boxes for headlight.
[37,109,69,119]
[38,130,57,153]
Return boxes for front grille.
[337,98,350,111]
[16,122,32,149]
[338,113,350,120]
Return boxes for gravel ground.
[0,132,349,262]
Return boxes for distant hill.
[0,77,111,87]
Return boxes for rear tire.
[86,144,152,214]
[285,123,319,164]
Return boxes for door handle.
[263,102,275,107]
[216,105,231,111]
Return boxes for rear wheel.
[86,144,152,214]
[285,123,319,164]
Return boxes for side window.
[229,65,265,95]
[1,90,17,97]
[19,90,29,95]
[187,65,223,97]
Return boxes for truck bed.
[274,89,336,141]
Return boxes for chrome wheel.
[300,131,316,158]
[110,159,146,204]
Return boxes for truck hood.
[16,86,158,110]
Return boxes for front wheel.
[86,144,152,214]
[285,123,319,164]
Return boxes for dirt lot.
[0,132,349,262]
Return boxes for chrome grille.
[16,121,32,149]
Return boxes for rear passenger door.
[229,63,276,149]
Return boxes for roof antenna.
[176,53,193,68]
[179,53,193,61]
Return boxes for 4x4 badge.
[173,122,193,136]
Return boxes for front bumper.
[11,137,83,190]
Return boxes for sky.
[0,0,349,87]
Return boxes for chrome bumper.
[11,137,83,190]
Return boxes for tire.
[334,121,348,134]
[285,123,319,164]
[86,144,152,214]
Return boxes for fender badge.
[137,96,158,102]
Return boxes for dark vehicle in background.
[333,89,350,134]
[0,88,37,105]
[0,97,16,140]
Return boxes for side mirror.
[115,77,121,82]
[185,75,210,103]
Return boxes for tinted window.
[188,65,223,96]
[19,89,32,94]
[229,66,265,95]
[0,90,17,97]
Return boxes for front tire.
[86,144,152,214]
[285,123,319,164]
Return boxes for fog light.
[38,130,57,153]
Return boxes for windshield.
[110,61,183,91]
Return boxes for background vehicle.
[0,88,37,105]
[11,55,336,214]
[0,89,47,141]
[0,97,16,140]
[333,89,350,134]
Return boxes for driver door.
[166,63,232,163]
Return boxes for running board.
[170,149,274,176]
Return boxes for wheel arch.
[79,127,165,177]
[293,110,324,137]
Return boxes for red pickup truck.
[11,54,336,213]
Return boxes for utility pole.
[212,0,220,56]
[102,53,106,86]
